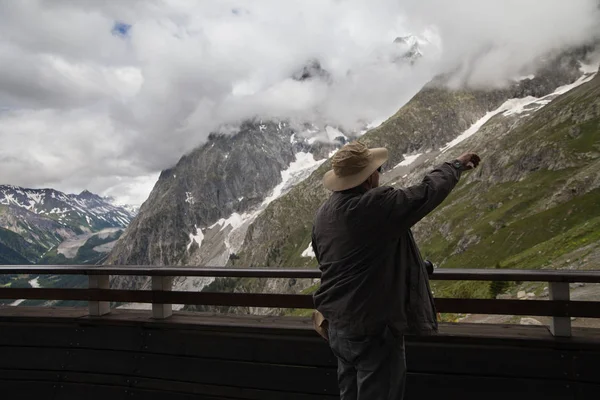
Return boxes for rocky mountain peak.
[292,59,332,82]
[77,189,99,199]
[393,35,426,63]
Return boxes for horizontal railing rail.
[2,265,600,337]
[2,265,600,282]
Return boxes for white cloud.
[399,0,600,87]
[100,173,161,207]
[0,0,598,205]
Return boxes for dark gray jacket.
[312,162,461,336]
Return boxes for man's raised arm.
[380,152,480,230]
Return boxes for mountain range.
[0,185,135,265]
[4,38,600,320]
[105,42,600,319]
[208,45,600,316]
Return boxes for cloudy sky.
[0,0,598,205]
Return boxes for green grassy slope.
[414,72,600,298]
[0,227,43,263]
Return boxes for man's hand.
[456,152,481,170]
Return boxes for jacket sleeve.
[378,162,462,230]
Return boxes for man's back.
[312,186,397,335]
[313,161,466,335]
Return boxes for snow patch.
[10,276,41,306]
[210,212,245,232]
[185,192,195,205]
[187,225,204,251]
[301,243,315,258]
[501,97,551,117]
[395,153,422,168]
[514,74,535,81]
[440,108,503,152]
[440,68,598,153]
[262,152,327,207]
[503,70,598,117]
[553,71,597,95]
[210,209,261,255]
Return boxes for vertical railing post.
[549,281,571,337]
[88,275,110,316]
[152,276,173,319]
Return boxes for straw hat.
[323,141,388,191]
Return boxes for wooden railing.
[2,266,600,338]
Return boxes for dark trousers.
[328,325,406,400]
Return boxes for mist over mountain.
[1,1,598,205]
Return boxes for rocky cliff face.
[108,120,343,265]
[107,119,349,292]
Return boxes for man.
[311,141,480,399]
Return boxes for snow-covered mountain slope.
[0,185,135,263]
[0,186,135,229]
